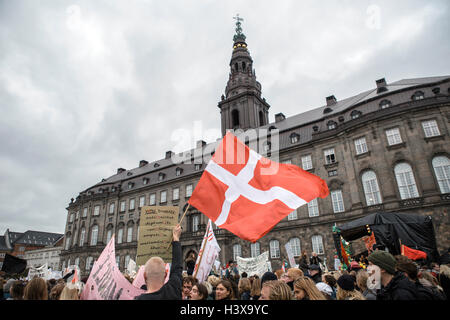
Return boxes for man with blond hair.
[135,224,182,300]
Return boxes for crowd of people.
[1,224,448,301]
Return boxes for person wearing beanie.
[261,272,277,286]
[336,274,366,300]
[368,250,418,300]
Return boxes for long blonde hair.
[262,280,293,300]
[293,277,326,300]
[59,286,79,300]
[250,277,261,297]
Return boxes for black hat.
[261,272,277,285]
[337,274,355,291]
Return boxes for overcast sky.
[1,0,449,235]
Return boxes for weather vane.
[233,14,246,42]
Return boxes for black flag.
[1,253,27,274]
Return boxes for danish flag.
[188,132,329,242]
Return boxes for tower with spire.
[218,15,270,136]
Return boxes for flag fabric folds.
[1,253,27,274]
[193,219,221,284]
[188,132,329,242]
[401,244,427,260]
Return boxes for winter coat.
[362,289,376,300]
[414,280,446,300]
[240,290,251,300]
[310,256,322,266]
[376,272,418,300]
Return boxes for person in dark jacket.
[368,250,418,300]
[309,252,322,266]
[185,252,196,276]
[395,255,445,300]
[307,264,322,284]
[134,224,182,300]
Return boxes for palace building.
[60,19,450,276]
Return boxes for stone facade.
[60,23,450,277]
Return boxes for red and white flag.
[193,219,221,283]
[188,132,329,242]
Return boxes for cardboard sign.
[284,242,296,268]
[136,206,178,266]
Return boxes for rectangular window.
[160,190,167,203]
[301,155,313,170]
[120,201,126,212]
[139,196,145,208]
[186,184,193,197]
[93,205,100,216]
[192,215,199,232]
[69,213,74,223]
[312,235,324,255]
[251,242,260,258]
[281,159,292,164]
[422,120,440,138]
[117,228,123,244]
[287,210,297,221]
[75,210,79,219]
[83,208,88,217]
[173,187,180,201]
[129,198,135,210]
[324,148,336,164]
[308,198,319,217]
[109,203,115,214]
[270,241,280,259]
[354,137,368,155]
[331,190,345,213]
[149,193,156,205]
[328,170,338,177]
[386,128,402,145]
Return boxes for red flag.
[401,244,427,260]
[188,132,329,242]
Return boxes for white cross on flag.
[188,132,329,242]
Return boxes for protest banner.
[27,263,51,280]
[193,219,221,283]
[284,242,297,268]
[136,206,178,266]
[236,251,269,278]
[80,235,145,300]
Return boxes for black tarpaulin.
[1,253,27,274]
[337,212,440,261]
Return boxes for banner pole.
[193,220,210,279]
[167,203,191,249]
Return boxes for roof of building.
[6,230,64,247]
[79,75,449,196]
[0,235,9,251]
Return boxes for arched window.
[379,99,392,109]
[269,240,280,258]
[232,109,240,127]
[79,228,85,247]
[65,234,71,251]
[251,242,260,258]
[311,235,324,255]
[394,163,419,199]
[106,229,113,244]
[288,238,301,257]
[290,133,300,144]
[85,257,93,271]
[432,156,450,194]
[90,225,98,246]
[362,170,382,205]
[235,62,239,72]
[233,244,242,261]
[259,111,265,126]
[242,61,246,71]
[117,227,124,244]
[411,91,425,101]
[127,225,133,243]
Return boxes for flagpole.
[167,203,191,249]
[193,220,211,279]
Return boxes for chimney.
[196,140,206,148]
[139,160,148,167]
[376,78,387,93]
[117,168,126,174]
[326,95,337,106]
[165,151,174,159]
[275,113,286,123]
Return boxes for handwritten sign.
[80,235,145,300]
[236,251,269,278]
[136,206,178,266]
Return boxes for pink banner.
[80,236,145,300]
